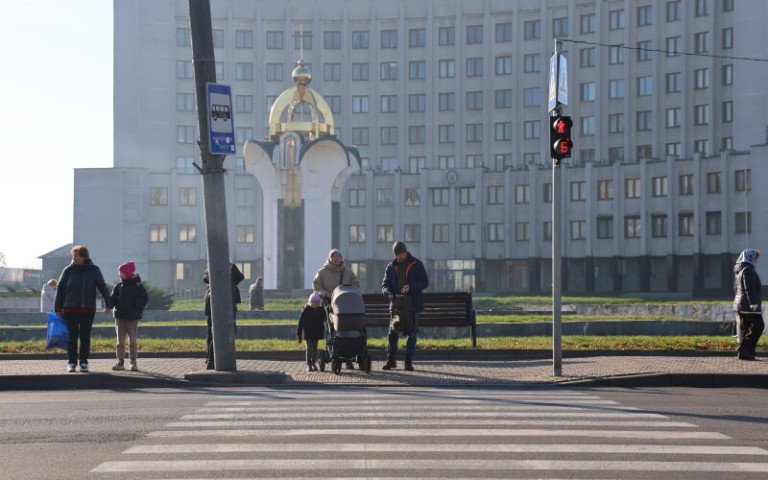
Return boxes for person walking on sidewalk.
[54,245,113,373]
[203,263,245,370]
[381,241,429,371]
[296,292,325,372]
[40,279,57,312]
[733,248,764,361]
[249,277,264,310]
[110,262,149,372]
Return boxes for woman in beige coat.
[312,249,359,300]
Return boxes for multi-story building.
[73,0,767,293]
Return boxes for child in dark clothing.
[109,262,149,371]
[297,292,325,372]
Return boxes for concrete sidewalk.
[0,352,766,389]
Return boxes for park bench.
[361,292,477,347]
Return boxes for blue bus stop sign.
[206,83,236,155]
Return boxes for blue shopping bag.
[46,312,69,350]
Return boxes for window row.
[150,224,257,243]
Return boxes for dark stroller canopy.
[331,285,365,315]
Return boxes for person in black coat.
[296,292,325,372]
[733,249,764,361]
[109,262,148,371]
[54,245,113,373]
[203,263,245,369]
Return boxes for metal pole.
[188,0,236,371]
[552,39,563,377]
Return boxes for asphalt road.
[0,386,766,480]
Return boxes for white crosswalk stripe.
[92,388,768,478]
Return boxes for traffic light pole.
[188,0,236,371]
[551,39,563,377]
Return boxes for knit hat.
[392,241,407,255]
[328,248,342,260]
[309,292,322,304]
[119,262,136,277]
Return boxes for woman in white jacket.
[40,279,58,312]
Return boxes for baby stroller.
[318,285,372,374]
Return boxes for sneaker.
[129,361,139,372]
[311,362,317,371]
[67,363,76,373]
[306,364,313,372]
[382,358,397,371]
[404,361,414,372]
[112,360,125,371]
[79,363,89,373]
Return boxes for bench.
[361,292,478,347]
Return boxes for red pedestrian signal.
[550,115,574,165]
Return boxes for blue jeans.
[387,313,420,360]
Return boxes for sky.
[0,0,113,268]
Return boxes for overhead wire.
[561,38,768,63]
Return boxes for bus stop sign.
[206,83,236,155]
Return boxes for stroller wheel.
[331,360,342,375]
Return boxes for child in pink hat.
[109,262,148,371]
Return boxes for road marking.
[125,443,768,455]
[92,459,768,473]
[146,428,730,439]
[205,399,619,406]
[196,404,643,412]
[166,419,696,428]
[183,411,667,419]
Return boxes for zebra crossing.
[92,388,768,479]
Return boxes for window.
[377,225,394,243]
[236,62,254,81]
[466,91,483,110]
[495,22,512,42]
[638,147,652,162]
[543,183,552,203]
[174,262,189,281]
[351,127,369,145]
[609,79,624,98]
[722,64,733,86]
[266,31,283,49]
[431,188,449,206]
[695,0,709,16]
[487,223,504,242]
[552,17,568,37]
[543,221,552,241]
[515,222,529,241]
[459,187,476,206]
[380,95,398,113]
[439,93,455,111]
[407,28,425,48]
[570,181,585,201]
[495,89,512,108]
[580,82,596,101]
[409,61,425,80]
[636,111,652,131]
[433,224,449,243]
[380,62,397,80]
[352,63,369,81]
[235,127,252,145]
[438,155,455,169]
[233,188,254,207]
[236,30,253,49]
[213,29,224,48]
[597,180,613,200]
[523,121,539,139]
[237,225,254,243]
[326,95,341,114]
[695,68,710,89]
[380,127,397,145]
[735,169,751,192]
[580,48,595,67]
[624,216,641,238]
[706,211,722,235]
[666,142,681,157]
[380,29,397,48]
[609,10,625,30]
[177,156,195,174]
[176,93,195,112]
[597,216,613,239]
[609,45,624,64]
[495,122,512,141]
[405,224,421,242]
[265,63,283,82]
[438,59,455,78]
[176,61,193,79]
[722,137,733,151]
[293,30,312,50]
[637,5,653,26]
[177,125,195,144]
[667,1,681,21]
[409,94,425,113]
[214,63,224,81]
[149,225,168,243]
[652,215,667,238]
[694,104,710,126]
[625,178,641,198]
[495,56,511,75]
[580,150,595,163]
[352,96,369,113]
[524,20,540,40]
[695,32,709,53]
[438,26,455,46]
[322,63,340,81]
[652,177,668,197]
[265,96,277,114]
[466,58,483,77]
[580,14,595,34]
[488,185,504,205]
[707,172,721,193]
[722,27,734,49]
[177,28,190,47]
[523,54,540,73]
[404,188,421,205]
[609,147,624,162]
[179,224,197,243]
[608,113,624,133]
[735,212,752,234]
[348,189,366,208]
[466,123,483,143]
[179,187,197,206]
[438,125,455,143]
[515,185,529,204]
[723,101,733,123]
[466,154,482,168]
[150,187,167,206]
[666,72,681,93]
[349,225,366,243]
[694,139,709,155]
[666,108,680,128]
[323,31,341,49]
[493,154,511,171]
[666,36,681,56]
[637,40,652,61]
[235,95,253,113]
[466,25,483,44]
[570,221,585,240]
[352,31,368,49]
[637,76,653,96]
[408,125,425,144]
[459,224,475,242]
[723,0,734,11]
[679,213,694,237]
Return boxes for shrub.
[144,282,174,311]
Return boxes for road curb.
[556,373,768,388]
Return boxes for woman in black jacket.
[54,245,112,373]
[110,262,149,371]
[733,249,764,361]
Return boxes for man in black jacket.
[733,249,764,361]
[204,263,244,369]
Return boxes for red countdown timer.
[549,115,574,164]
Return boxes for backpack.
[390,294,415,333]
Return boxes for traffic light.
[550,115,573,165]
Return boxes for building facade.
[73,0,768,293]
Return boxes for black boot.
[404,357,414,371]
[382,356,397,370]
